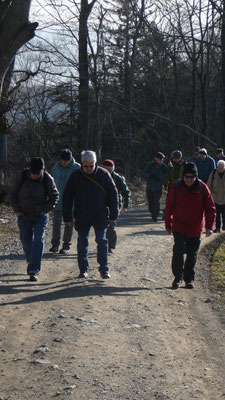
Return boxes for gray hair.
[81,150,97,163]
[217,160,225,169]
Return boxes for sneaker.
[78,272,88,278]
[213,229,220,233]
[27,263,31,275]
[172,278,182,289]
[30,274,38,282]
[101,271,111,279]
[59,248,69,254]
[49,246,58,253]
[185,281,194,289]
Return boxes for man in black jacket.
[63,150,119,279]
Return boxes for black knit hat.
[30,157,44,174]
[155,152,165,160]
[60,149,72,161]
[183,162,198,177]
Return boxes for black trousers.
[146,189,162,221]
[215,203,225,230]
[172,232,201,282]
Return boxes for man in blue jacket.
[63,150,118,279]
[195,148,215,183]
[49,149,80,254]
[143,152,170,222]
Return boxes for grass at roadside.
[210,244,225,310]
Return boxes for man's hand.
[166,229,172,235]
[121,208,127,213]
[205,229,213,237]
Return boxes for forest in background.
[0,0,225,181]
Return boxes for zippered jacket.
[143,161,170,191]
[165,179,216,237]
[207,170,225,205]
[10,170,59,220]
[112,172,130,209]
[51,158,80,211]
[63,166,119,230]
[195,156,215,182]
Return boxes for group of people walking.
[143,146,224,289]
[9,145,224,290]
[10,150,130,282]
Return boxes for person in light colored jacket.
[49,149,80,254]
[207,160,225,233]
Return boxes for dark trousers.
[146,189,162,221]
[215,203,225,230]
[172,232,201,282]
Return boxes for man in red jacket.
[165,162,216,289]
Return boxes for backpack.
[175,179,204,200]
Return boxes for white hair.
[81,150,97,163]
[217,160,225,169]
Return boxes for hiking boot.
[185,281,194,289]
[78,272,88,278]
[101,271,111,279]
[59,248,69,255]
[49,246,58,253]
[30,274,38,282]
[172,278,182,289]
[213,229,220,233]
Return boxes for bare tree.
[0,0,38,182]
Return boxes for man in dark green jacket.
[102,159,130,253]
[143,152,170,222]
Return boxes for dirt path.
[0,206,225,400]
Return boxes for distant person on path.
[49,149,80,254]
[102,159,130,253]
[63,150,119,279]
[10,157,59,281]
[207,160,225,233]
[214,148,225,167]
[166,150,185,193]
[143,152,171,222]
[165,162,216,289]
[187,147,200,163]
[195,148,215,183]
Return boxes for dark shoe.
[59,248,69,254]
[49,246,58,253]
[222,225,225,231]
[213,229,220,233]
[30,274,38,282]
[108,248,114,254]
[78,272,88,278]
[27,263,31,275]
[185,281,194,289]
[101,271,111,279]
[172,278,182,289]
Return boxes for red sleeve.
[203,184,216,230]
[165,183,176,231]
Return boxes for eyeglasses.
[184,175,195,179]
[83,165,95,168]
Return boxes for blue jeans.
[18,214,48,275]
[77,226,108,273]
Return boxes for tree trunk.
[78,0,97,150]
